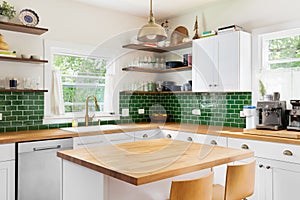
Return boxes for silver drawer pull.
[210,140,218,145]
[33,145,61,151]
[241,144,249,150]
[77,141,104,146]
[143,134,148,138]
[187,137,193,142]
[166,134,172,139]
[283,150,293,156]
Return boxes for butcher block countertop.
[57,138,254,185]
[1,122,300,145]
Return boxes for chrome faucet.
[85,95,99,126]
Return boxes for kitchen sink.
[60,125,121,133]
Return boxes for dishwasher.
[17,138,73,200]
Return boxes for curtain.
[103,61,115,113]
[51,69,65,115]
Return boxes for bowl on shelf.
[166,61,184,69]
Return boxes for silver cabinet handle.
[33,145,61,151]
[166,134,172,139]
[143,134,148,138]
[187,137,193,142]
[283,150,293,156]
[241,144,249,150]
[210,140,218,145]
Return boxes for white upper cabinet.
[192,31,251,92]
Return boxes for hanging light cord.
[149,0,154,23]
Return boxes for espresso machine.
[256,101,287,130]
[287,100,300,131]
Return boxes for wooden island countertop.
[57,138,253,185]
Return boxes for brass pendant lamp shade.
[137,0,167,43]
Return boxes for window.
[262,28,300,70]
[43,41,118,124]
[53,54,107,113]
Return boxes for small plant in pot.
[0,1,16,22]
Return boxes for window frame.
[43,40,119,124]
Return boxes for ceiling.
[69,0,226,19]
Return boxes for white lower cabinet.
[228,137,300,200]
[0,144,15,200]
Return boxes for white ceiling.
[68,0,226,19]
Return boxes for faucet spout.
[85,95,99,126]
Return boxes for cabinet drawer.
[0,143,15,161]
[228,138,300,164]
[105,132,134,144]
[134,129,162,141]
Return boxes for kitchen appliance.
[256,100,287,130]
[243,106,258,130]
[287,100,300,131]
[17,138,73,200]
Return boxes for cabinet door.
[192,37,218,92]
[217,32,239,91]
[0,160,15,200]
[272,161,300,200]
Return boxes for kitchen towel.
[51,69,65,115]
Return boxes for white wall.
[167,0,300,104]
[0,0,145,89]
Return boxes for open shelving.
[122,66,192,73]
[120,91,193,95]
[0,21,48,35]
[0,56,48,64]
[0,89,48,93]
[122,41,192,53]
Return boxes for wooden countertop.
[57,138,254,185]
[1,122,300,145]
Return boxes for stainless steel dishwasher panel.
[18,138,73,200]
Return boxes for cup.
[273,92,280,101]
[183,54,188,66]
[188,54,192,66]
[0,78,5,89]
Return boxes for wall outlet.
[138,109,145,114]
[122,109,129,117]
[240,111,245,117]
[0,113,2,120]
[192,109,201,115]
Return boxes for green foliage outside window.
[268,35,300,69]
[53,54,107,113]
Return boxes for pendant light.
[137,0,167,43]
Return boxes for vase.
[0,15,9,22]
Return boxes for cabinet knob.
[214,84,217,87]
[241,144,249,150]
[210,140,218,145]
[142,134,148,138]
[259,164,264,168]
[266,166,271,169]
[187,137,193,142]
[283,150,293,156]
[209,84,212,87]
[166,134,172,139]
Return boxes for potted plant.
[0,1,16,22]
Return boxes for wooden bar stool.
[169,171,214,200]
[213,160,256,200]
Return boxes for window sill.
[43,113,120,124]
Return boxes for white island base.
[62,160,210,200]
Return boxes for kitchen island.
[57,138,253,200]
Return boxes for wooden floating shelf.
[122,66,192,73]
[122,41,192,53]
[0,21,48,35]
[0,56,48,64]
[0,89,48,93]
[120,91,193,95]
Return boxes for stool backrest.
[224,160,256,200]
[170,171,214,200]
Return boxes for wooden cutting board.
[243,129,300,139]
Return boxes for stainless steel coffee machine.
[256,101,287,130]
[287,100,300,131]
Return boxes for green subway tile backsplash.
[119,92,252,128]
